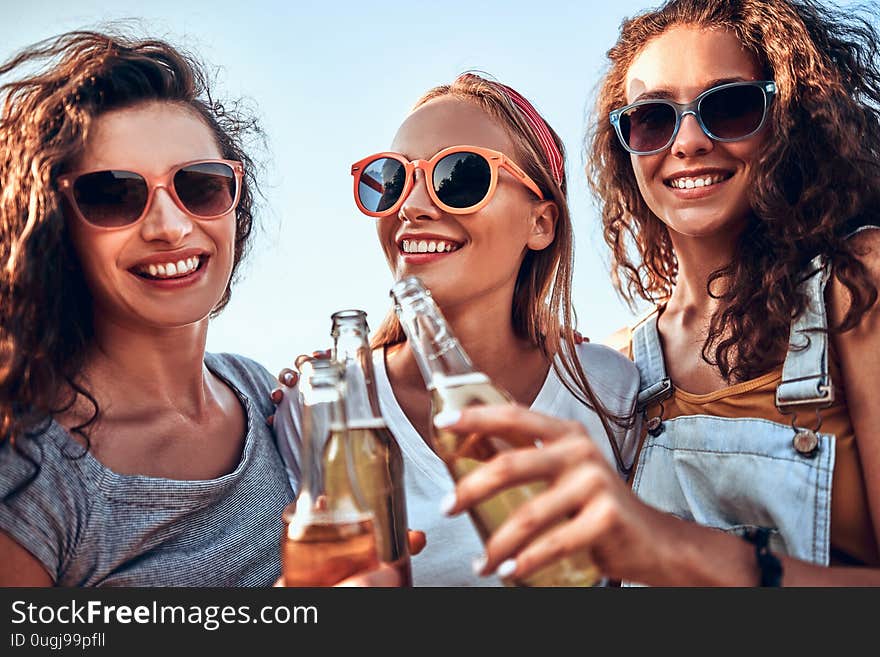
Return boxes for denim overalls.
[630,255,836,564]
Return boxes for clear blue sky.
[0,0,716,373]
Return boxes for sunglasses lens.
[619,103,677,153]
[358,157,407,214]
[700,84,766,140]
[174,162,237,217]
[433,151,491,209]
[72,170,148,227]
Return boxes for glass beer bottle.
[390,275,601,587]
[330,310,412,586]
[281,359,379,587]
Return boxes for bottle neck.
[393,288,477,388]
[333,328,383,424]
[297,383,346,513]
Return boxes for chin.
[665,209,749,239]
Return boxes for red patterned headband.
[456,74,564,186]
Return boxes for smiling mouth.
[131,255,207,280]
[664,172,734,189]
[399,238,463,254]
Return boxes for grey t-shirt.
[0,353,295,587]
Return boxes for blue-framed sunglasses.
[609,80,777,155]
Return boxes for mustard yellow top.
[610,325,879,567]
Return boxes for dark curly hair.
[587,0,880,382]
[0,30,263,496]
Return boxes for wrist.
[741,527,783,587]
[661,518,761,586]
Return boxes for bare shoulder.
[848,225,880,272]
[0,531,53,586]
[829,226,880,325]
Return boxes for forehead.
[625,25,762,102]
[390,96,515,158]
[76,101,222,171]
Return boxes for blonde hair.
[372,72,633,473]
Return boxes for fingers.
[407,530,427,556]
[573,330,589,344]
[446,435,595,516]
[280,350,332,387]
[336,563,402,587]
[506,494,618,582]
[435,404,587,447]
[277,368,298,388]
[475,448,607,576]
[293,350,332,372]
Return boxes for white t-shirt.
[274,342,640,587]
[371,343,640,587]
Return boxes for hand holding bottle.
[273,530,426,587]
[435,404,692,587]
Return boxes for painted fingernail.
[434,410,461,428]
[471,554,487,576]
[282,372,294,386]
[439,491,456,515]
[496,559,517,579]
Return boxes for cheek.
[376,218,397,260]
[630,152,663,188]
[67,226,117,291]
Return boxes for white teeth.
[400,239,460,254]
[137,255,202,279]
[669,174,728,189]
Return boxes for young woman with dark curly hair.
[436,0,880,586]
[0,31,297,586]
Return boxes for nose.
[670,112,713,158]
[398,167,441,223]
[139,186,194,244]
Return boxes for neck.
[79,316,213,420]
[665,223,743,318]
[389,278,547,401]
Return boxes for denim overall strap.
[632,311,673,412]
[775,255,834,413]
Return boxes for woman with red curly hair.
[438,0,880,586]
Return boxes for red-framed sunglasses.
[350,145,544,218]
[57,159,244,229]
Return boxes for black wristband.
[742,527,783,587]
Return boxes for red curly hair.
[587,0,880,381]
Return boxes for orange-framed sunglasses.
[57,159,244,229]
[350,145,544,218]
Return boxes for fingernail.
[282,372,294,386]
[434,410,461,428]
[496,558,517,579]
[439,491,456,515]
[471,554,487,576]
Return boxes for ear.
[526,200,558,251]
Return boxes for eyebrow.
[632,77,750,102]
